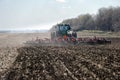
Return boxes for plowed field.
[0,33,119,80]
[4,45,120,80]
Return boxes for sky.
[0,0,120,30]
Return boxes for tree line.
[60,6,120,32]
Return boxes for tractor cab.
[51,24,77,39]
[25,24,111,46]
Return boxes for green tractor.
[51,24,77,40]
[50,24,111,45]
[24,24,111,46]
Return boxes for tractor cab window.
[59,25,70,31]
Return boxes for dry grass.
[77,30,120,38]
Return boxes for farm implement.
[25,24,111,46]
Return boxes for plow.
[25,24,111,46]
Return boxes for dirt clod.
[3,45,120,80]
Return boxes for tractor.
[24,24,111,46]
[50,24,111,45]
[50,24,77,44]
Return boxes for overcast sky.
[0,0,120,30]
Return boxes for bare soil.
[0,33,50,47]
[0,32,49,79]
[0,33,120,80]
[2,45,120,80]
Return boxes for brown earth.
[0,33,120,80]
[4,45,120,80]
[0,32,50,79]
[0,33,50,47]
